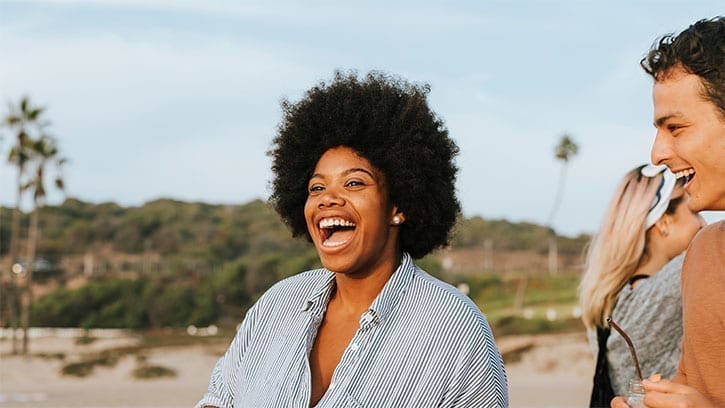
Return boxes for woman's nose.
[319,188,345,207]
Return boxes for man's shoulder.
[689,221,725,253]
[682,221,724,284]
[697,220,725,238]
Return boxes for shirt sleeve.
[440,318,509,408]
[194,303,261,408]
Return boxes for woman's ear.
[391,207,406,226]
[655,215,671,237]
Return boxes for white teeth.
[322,239,347,248]
[318,217,356,229]
[675,168,695,179]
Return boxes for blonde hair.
[579,165,684,329]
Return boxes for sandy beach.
[0,330,594,408]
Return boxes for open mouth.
[318,217,356,247]
[675,168,696,185]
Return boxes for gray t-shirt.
[588,253,684,396]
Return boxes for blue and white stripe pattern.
[196,253,508,408]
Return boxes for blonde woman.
[579,164,705,407]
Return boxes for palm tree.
[19,135,65,353]
[3,96,44,354]
[546,134,579,274]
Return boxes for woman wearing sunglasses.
[579,164,706,407]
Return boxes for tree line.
[0,97,589,343]
[0,199,589,263]
[0,196,589,332]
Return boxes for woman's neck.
[632,250,670,286]
[330,253,401,317]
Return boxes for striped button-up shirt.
[196,253,508,408]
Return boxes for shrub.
[132,364,177,379]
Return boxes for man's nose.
[651,130,672,166]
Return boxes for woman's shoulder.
[622,252,684,296]
[612,255,684,328]
[256,268,333,308]
[409,266,489,327]
[657,252,686,277]
[273,267,331,286]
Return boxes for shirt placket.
[299,297,329,408]
[320,310,379,405]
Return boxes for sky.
[0,0,722,237]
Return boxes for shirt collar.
[300,271,336,313]
[300,252,416,325]
[366,252,415,325]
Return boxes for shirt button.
[350,343,359,351]
[360,312,374,325]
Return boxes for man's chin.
[706,199,725,212]
[689,195,725,212]
[688,200,706,213]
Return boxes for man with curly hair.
[611,16,724,408]
[196,71,508,408]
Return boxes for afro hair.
[268,70,460,259]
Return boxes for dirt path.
[502,332,594,407]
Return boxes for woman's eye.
[346,180,363,187]
[309,185,324,193]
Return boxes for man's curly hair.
[641,16,725,118]
[268,71,460,259]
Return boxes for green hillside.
[0,198,589,331]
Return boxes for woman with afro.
[196,71,508,408]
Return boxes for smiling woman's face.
[304,146,403,276]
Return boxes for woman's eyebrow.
[310,167,375,180]
[343,167,374,177]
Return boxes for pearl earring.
[393,216,401,225]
